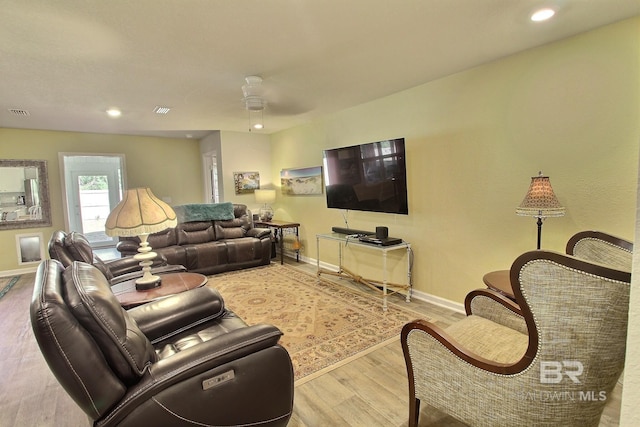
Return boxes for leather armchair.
[30,260,294,427]
[48,230,184,285]
[402,250,630,427]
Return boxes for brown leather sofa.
[48,230,183,285]
[116,204,272,275]
[31,260,294,426]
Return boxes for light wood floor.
[0,258,622,426]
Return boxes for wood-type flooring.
[0,258,622,426]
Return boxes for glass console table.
[316,232,412,310]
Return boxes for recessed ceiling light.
[106,108,121,117]
[531,8,555,22]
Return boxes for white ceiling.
[1,0,638,139]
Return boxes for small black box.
[375,226,389,239]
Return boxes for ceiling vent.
[9,108,30,116]
[153,106,171,114]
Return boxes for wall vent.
[9,108,30,116]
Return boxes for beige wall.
[218,130,273,213]
[270,17,640,303]
[622,176,640,424]
[0,128,204,273]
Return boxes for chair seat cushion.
[155,310,248,359]
[445,315,528,364]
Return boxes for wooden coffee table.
[112,272,208,308]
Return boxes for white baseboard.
[301,255,466,314]
[410,288,465,314]
[0,265,38,277]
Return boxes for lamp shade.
[516,172,565,218]
[105,188,177,237]
[254,189,276,205]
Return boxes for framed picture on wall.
[280,166,323,195]
[233,172,260,194]
[16,232,45,265]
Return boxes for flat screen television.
[323,138,408,215]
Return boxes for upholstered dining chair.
[401,250,631,427]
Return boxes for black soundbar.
[332,226,374,236]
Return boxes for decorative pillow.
[63,262,156,384]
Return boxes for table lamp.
[516,171,565,249]
[255,189,276,222]
[105,188,177,289]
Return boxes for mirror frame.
[0,159,52,230]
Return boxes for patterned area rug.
[207,263,428,385]
[0,275,21,300]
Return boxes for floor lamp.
[516,172,565,249]
[105,188,177,290]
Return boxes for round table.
[112,271,207,308]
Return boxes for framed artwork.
[281,166,323,195]
[16,232,45,265]
[233,172,260,194]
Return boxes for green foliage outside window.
[78,175,108,190]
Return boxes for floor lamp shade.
[516,172,565,249]
[105,188,177,289]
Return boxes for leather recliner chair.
[48,230,184,285]
[31,260,295,426]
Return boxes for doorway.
[60,154,126,248]
[203,151,221,203]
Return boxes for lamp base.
[259,205,274,222]
[135,276,162,291]
[133,237,162,290]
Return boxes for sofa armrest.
[248,227,272,239]
[153,324,284,370]
[128,287,225,342]
[113,325,292,427]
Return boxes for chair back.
[30,260,155,420]
[509,251,630,423]
[566,230,633,272]
[48,230,114,280]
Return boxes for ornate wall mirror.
[0,159,52,230]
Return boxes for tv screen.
[323,138,408,215]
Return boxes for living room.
[0,3,639,426]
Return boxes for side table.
[112,271,208,309]
[482,270,515,300]
[255,220,300,265]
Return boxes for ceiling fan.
[242,76,266,131]
[240,75,313,131]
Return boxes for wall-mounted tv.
[323,138,408,215]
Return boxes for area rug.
[207,264,429,385]
[0,275,21,300]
